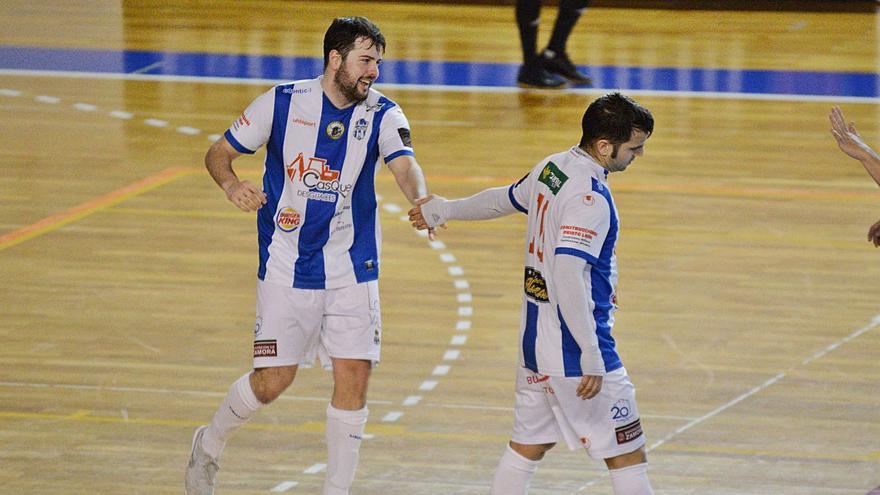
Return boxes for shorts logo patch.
[611,399,633,423]
[615,419,643,445]
[253,339,278,358]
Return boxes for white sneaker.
[185,426,220,495]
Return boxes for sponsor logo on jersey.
[282,86,311,95]
[614,419,643,444]
[560,224,598,250]
[292,118,316,128]
[583,193,595,206]
[397,127,412,148]
[524,266,549,302]
[232,112,251,131]
[365,102,385,112]
[326,120,345,140]
[287,152,352,199]
[253,339,278,358]
[354,118,368,140]
[538,161,568,195]
[275,206,301,232]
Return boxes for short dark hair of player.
[323,16,386,69]
[579,92,654,150]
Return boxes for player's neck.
[580,145,609,170]
[320,76,356,110]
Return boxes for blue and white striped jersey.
[224,77,414,289]
[508,146,622,377]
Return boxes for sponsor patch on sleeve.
[614,419,643,444]
[397,127,413,148]
[559,224,599,250]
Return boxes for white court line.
[0,88,22,96]
[207,134,221,141]
[144,118,168,128]
[450,335,467,345]
[429,240,446,250]
[73,102,97,111]
[453,279,469,289]
[402,395,422,406]
[382,411,404,422]
[456,320,471,331]
[432,365,450,376]
[458,307,473,317]
[176,126,201,135]
[443,350,460,361]
[35,95,60,104]
[439,253,456,263]
[572,313,880,493]
[456,293,472,303]
[382,203,402,213]
[109,110,133,119]
[303,463,326,474]
[270,481,299,492]
[447,266,463,276]
[2,69,877,104]
[419,380,438,391]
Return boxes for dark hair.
[323,16,386,69]
[579,92,654,148]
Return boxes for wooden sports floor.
[0,1,878,494]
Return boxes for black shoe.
[541,49,592,86]
[517,59,567,89]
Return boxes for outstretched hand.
[408,194,447,239]
[829,106,873,163]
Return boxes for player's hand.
[409,195,448,238]
[223,180,267,212]
[869,219,880,247]
[830,106,873,162]
[576,374,603,400]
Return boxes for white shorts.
[510,366,646,459]
[252,279,381,369]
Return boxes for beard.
[334,63,371,103]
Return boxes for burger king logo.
[276,207,301,232]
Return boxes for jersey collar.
[569,146,609,182]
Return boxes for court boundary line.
[0,167,194,251]
[1,69,878,104]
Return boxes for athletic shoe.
[541,49,592,85]
[517,59,567,89]
[185,426,220,495]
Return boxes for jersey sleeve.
[554,188,611,264]
[378,105,415,163]
[223,87,275,154]
[507,171,532,215]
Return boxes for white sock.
[490,444,540,495]
[609,463,654,495]
[201,372,263,459]
[322,404,368,495]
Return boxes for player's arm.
[205,137,267,212]
[386,154,429,205]
[408,185,524,230]
[830,106,880,187]
[553,254,605,399]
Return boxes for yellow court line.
[0,167,196,251]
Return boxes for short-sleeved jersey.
[508,146,622,377]
[224,76,415,289]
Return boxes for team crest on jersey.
[538,161,568,195]
[524,266,549,302]
[326,120,345,140]
[353,118,368,140]
[275,206,301,232]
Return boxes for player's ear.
[595,139,613,159]
[327,50,343,71]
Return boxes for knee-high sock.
[546,0,590,55]
[490,444,540,495]
[609,463,654,495]
[322,404,368,495]
[201,372,263,459]
[516,0,542,64]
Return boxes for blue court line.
[0,46,877,99]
